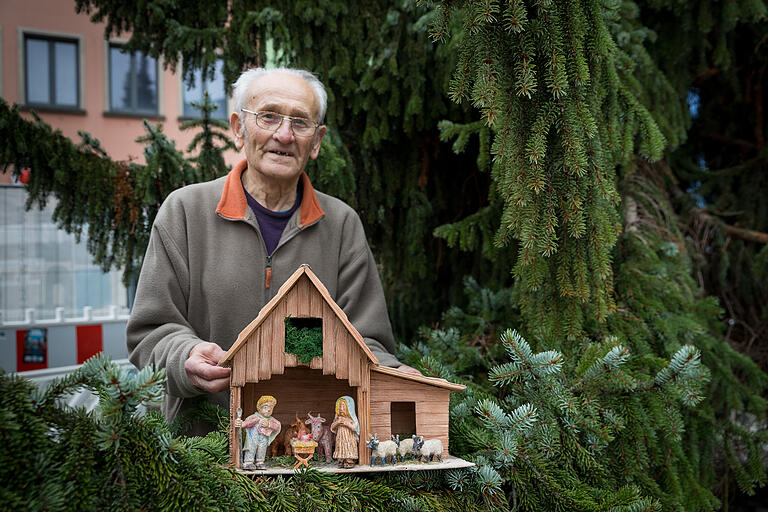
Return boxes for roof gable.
[219,264,378,366]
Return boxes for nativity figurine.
[237,395,281,470]
[330,395,359,468]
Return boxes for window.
[0,186,128,323]
[24,35,79,109]
[108,44,158,114]
[183,59,227,119]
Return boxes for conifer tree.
[0,357,500,512]
[400,161,768,510]
[1,0,767,510]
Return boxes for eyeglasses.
[240,109,320,137]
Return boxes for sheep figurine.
[391,434,415,463]
[366,433,397,466]
[412,435,443,463]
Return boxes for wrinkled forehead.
[246,72,320,119]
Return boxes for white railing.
[17,358,136,385]
[0,305,130,328]
[16,358,145,412]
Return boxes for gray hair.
[232,67,328,123]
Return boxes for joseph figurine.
[237,395,281,470]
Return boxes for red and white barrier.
[0,306,129,374]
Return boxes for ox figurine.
[280,414,310,456]
[305,412,334,462]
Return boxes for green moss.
[284,317,323,363]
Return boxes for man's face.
[258,402,274,417]
[231,72,326,183]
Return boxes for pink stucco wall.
[1,0,241,171]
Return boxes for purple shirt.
[244,184,301,255]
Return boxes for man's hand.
[185,342,231,393]
[397,364,422,376]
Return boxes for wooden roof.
[219,264,378,366]
[371,366,467,391]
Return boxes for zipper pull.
[265,255,272,289]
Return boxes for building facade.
[1,0,240,373]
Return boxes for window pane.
[54,41,78,106]
[135,53,157,113]
[110,46,133,111]
[110,46,157,113]
[184,59,227,118]
[26,38,50,104]
[208,59,227,118]
[0,187,128,323]
[183,68,204,117]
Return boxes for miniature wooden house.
[219,264,466,469]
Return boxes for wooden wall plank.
[272,300,285,374]
[233,349,246,386]
[297,277,311,317]
[357,385,370,465]
[284,353,298,368]
[285,287,298,318]
[336,324,349,380]
[348,339,361,387]
[370,401,390,415]
[310,286,323,317]
[322,303,336,376]
[415,412,450,426]
[246,332,260,383]
[230,386,241,467]
[259,326,271,380]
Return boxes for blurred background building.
[0,0,239,375]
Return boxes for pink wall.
[1,0,241,169]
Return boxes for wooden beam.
[230,386,242,468]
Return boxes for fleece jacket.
[126,159,400,423]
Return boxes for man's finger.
[190,341,227,362]
[193,362,231,380]
[190,375,230,393]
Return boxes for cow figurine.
[305,412,334,462]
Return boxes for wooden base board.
[234,455,474,476]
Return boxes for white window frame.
[18,27,85,111]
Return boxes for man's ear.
[309,125,327,160]
[230,112,245,151]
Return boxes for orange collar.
[215,159,325,227]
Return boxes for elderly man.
[127,68,417,427]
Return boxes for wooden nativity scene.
[219,264,472,474]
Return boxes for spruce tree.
[0,357,501,512]
[1,0,767,510]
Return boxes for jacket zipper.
[265,254,272,289]
[236,216,323,291]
